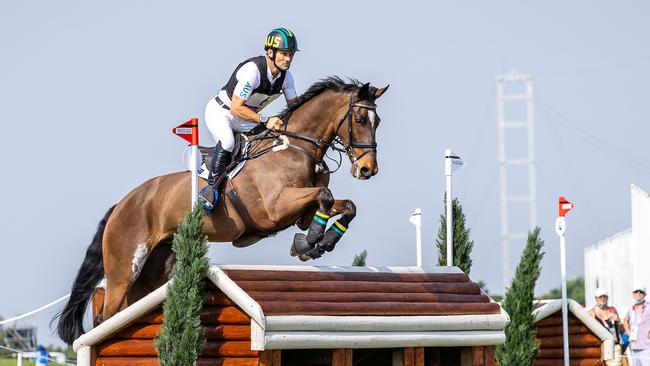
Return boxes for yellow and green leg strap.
[306,210,330,244]
[320,218,349,252]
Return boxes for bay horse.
[55,77,388,345]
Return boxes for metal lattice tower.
[496,70,537,291]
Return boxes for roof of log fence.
[73,265,509,353]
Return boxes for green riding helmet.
[264,28,299,52]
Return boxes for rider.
[200,27,299,209]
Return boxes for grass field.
[0,358,68,365]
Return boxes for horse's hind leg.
[299,199,357,261]
[101,224,156,321]
[128,240,175,304]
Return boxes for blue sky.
[1,0,649,347]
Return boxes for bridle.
[333,93,377,163]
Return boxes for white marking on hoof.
[131,243,148,277]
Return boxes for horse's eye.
[355,116,365,124]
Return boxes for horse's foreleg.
[300,199,357,261]
[268,187,334,256]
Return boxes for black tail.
[54,205,116,345]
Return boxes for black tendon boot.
[199,142,232,211]
[290,210,330,256]
[298,217,349,261]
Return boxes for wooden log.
[259,350,281,366]
[247,291,490,304]
[533,358,604,366]
[536,346,602,359]
[257,301,501,316]
[113,324,250,341]
[537,314,582,326]
[137,307,250,324]
[536,324,593,337]
[538,334,601,348]
[332,349,353,366]
[94,358,260,366]
[224,269,471,283]
[204,293,237,306]
[236,280,481,294]
[95,339,257,358]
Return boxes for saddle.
[197,128,278,246]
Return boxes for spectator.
[589,288,624,365]
[624,285,650,366]
[33,345,49,366]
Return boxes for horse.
[55,76,388,345]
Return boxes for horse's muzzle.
[351,162,378,180]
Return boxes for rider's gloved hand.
[266,117,284,131]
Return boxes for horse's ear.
[373,85,389,99]
[357,83,371,100]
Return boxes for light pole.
[555,196,574,366]
[444,149,464,266]
[409,208,422,266]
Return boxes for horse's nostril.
[360,167,371,177]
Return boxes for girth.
[224,180,274,239]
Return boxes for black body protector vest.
[221,56,287,112]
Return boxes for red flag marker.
[558,196,573,217]
[172,118,199,146]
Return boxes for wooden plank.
[403,347,415,366]
[236,280,481,294]
[257,301,500,316]
[537,334,601,348]
[94,358,260,366]
[460,347,472,366]
[536,324,593,337]
[258,350,281,366]
[537,346,601,358]
[95,339,257,358]
[392,349,404,366]
[472,346,485,365]
[332,349,352,366]
[484,346,497,366]
[247,291,490,304]
[414,347,424,366]
[225,269,471,283]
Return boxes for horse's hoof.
[290,233,311,256]
[298,253,312,262]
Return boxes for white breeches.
[204,98,258,152]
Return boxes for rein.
[237,92,377,174]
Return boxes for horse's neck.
[286,91,345,158]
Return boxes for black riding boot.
[199,142,232,211]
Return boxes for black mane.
[280,76,362,120]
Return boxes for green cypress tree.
[352,250,368,266]
[436,195,474,273]
[496,227,545,366]
[155,205,209,366]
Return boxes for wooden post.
[395,347,423,366]
[259,350,281,366]
[460,347,473,366]
[332,349,352,366]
